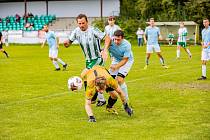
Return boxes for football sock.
[107,96,117,108]
[202,65,206,77]
[120,82,129,101]
[3,51,8,57]
[146,58,149,65]
[186,49,192,56]
[160,57,165,65]
[84,81,87,90]
[177,49,180,58]
[57,58,66,65]
[52,60,60,69]
[97,93,106,102]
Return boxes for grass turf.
[0,44,210,140]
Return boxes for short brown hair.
[76,14,88,22]
[95,76,107,90]
[114,30,124,38]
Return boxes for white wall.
[0,0,119,18]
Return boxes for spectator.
[136,27,144,47]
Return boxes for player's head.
[108,16,115,26]
[149,18,155,26]
[203,18,209,28]
[95,76,107,93]
[179,21,184,27]
[138,27,141,30]
[76,14,88,31]
[43,24,49,32]
[113,30,124,45]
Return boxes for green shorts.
[177,42,187,48]
[86,57,104,69]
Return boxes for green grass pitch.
[0,44,210,139]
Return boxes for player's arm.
[110,57,128,72]
[56,37,59,48]
[63,39,73,48]
[101,35,111,61]
[144,33,147,44]
[41,39,46,48]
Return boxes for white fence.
[2,30,74,44]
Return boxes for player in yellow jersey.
[81,65,133,122]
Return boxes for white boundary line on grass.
[0,66,197,107]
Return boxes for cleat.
[96,100,106,107]
[197,76,207,80]
[88,116,96,122]
[123,103,133,116]
[55,68,61,71]
[162,65,169,69]
[189,55,192,59]
[106,107,118,115]
[63,64,68,70]
[144,65,148,70]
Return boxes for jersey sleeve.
[69,29,77,42]
[123,43,132,58]
[93,27,106,40]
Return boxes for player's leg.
[49,49,60,70]
[198,50,208,80]
[0,44,9,58]
[177,43,181,58]
[144,45,153,69]
[183,43,192,58]
[116,61,133,102]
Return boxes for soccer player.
[176,22,192,59]
[197,18,210,80]
[102,30,133,102]
[104,16,121,39]
[64,14,111,106]
[143,18,168,70]
[0,31,9,58]
[167,31,174,46]
[81,65,133,122]
[41,25,67,71]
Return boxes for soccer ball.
[67,76,83,91]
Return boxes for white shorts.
[49,48,58,58]
[109,59,134,77]
[146,44,161,53]
[201,49,210,61]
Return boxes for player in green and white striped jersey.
[177,22,192,59]
[64,14,111,106]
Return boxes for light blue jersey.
[202,26,210,49]
[45,31,57,49]
[109,39,134,62]
[145,26,160,45]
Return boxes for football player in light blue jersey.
[64,14,111,106]
[41,25,67,71]
[103,30,134,102]
[144,18,168,69]
[198,18,210,80]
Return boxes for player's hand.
[110,64,118,72]
[64,40,70,48]
[101,49,108,61]
[123,103,133,116]
[88,116,96,122]
[202,45,208,48]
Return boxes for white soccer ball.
[67,76,83,91]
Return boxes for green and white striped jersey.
[69,26,105,61]
[178,27,188,42]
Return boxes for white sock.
[57,58,66,65]
[52,60,60,69]
[202,65,206,77]
[120,82,129,101]
[160,58,164,65]
[177,49,180,58]
[186,49,192,56]
[97,93,105,102]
